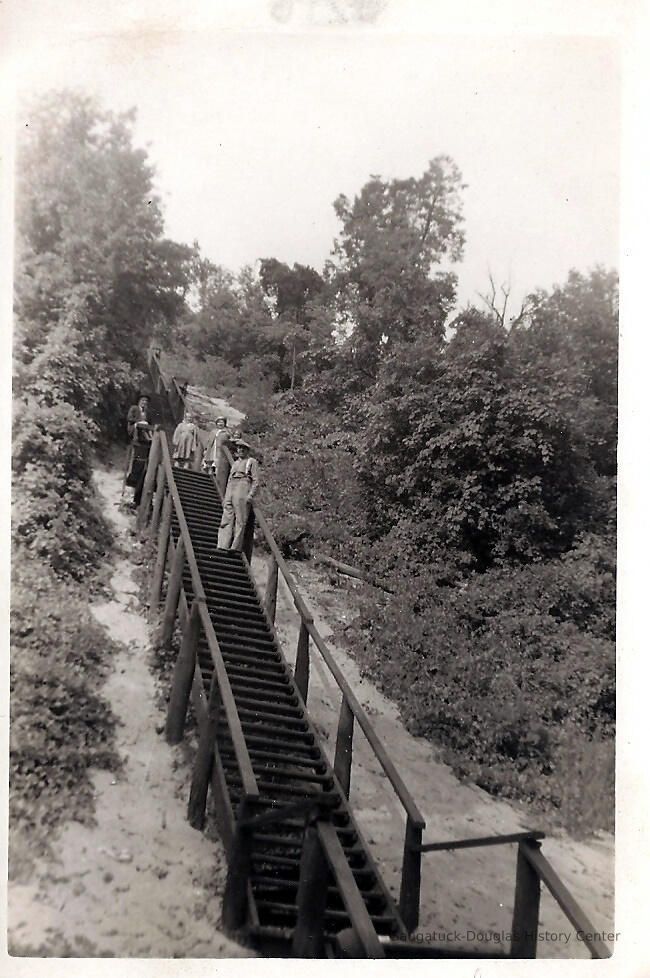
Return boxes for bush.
[346,540,615,834]
[10,559,121,851]
[12,398,112,577]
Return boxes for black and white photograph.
[2,0,647,973]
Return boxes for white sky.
[5,1,623,315]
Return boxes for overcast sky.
[7,1,622,316]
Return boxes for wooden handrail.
[317,821,386,959]
[418,831,545,853]
[520,842,611,959]
[158,431,258,800]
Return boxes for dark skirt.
[125,443,150,488]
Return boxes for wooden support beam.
[334,696,354,798]
[294,621,310,702]
[187,672,222,830]
[318,821,386,959]
[148,494,172,621]
[519,841,611,959]
[165,600,201,745]
[159,536,185,650]
[222,797,254,934]
[149,464,166,542]
[510,840,541,958]
[264,554,278,625]
[399,815,423,934]
[291,817,330,958]
[137,431,161,531]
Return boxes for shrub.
[346,540,615,834]
[10,559,121,852]
[12,398,112,577]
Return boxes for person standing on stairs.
[217,439,260,553]
[172,410,199,468]
[126,393,154,508]
[202,415,232,475]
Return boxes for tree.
[15,91,193,369]
[259,259,325,388]
[510,267,618,477]
[329,156,465,377]
[353,308,602,569]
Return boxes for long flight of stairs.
[169,467,406,953]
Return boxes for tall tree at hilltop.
[15,91,193,371]
[259,259,326,388]
[329,155,465,379]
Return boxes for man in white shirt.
[217,439,261,552]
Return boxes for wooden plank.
[399,815,423,934]
[511,841,541,958]
[264,554,278,624]
[148,494,172,620]
[294,621,310,702]
[419,831,545,853]
[317,821,386,959]
[334,696,354,798]
[521,841,612,959]
[159,535,185,650]
[188,672,223,830]
[291,820,330,957]
[165,599,200,744]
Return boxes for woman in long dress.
[172,411,199,468]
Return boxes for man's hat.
[137,391,151,400]
[234,438,251,450]
[215,416,227,424]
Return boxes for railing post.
[399,815,423,933]
[165,599,201,745]
[294,621,310,701]
[291,811,330,958]
[148,493,172,620]
[137,431,161,531]
[149,464,166,542]
[264,554,278,625]
[222,797,254,934]
[242,507,255,564]
[334,697,354,798]
[188,670,222,830]
[511,840,541,958]
[159,536,186,650]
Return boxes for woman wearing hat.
[126,393,154,507]
[217,439,261,552]
[202,416,231,475]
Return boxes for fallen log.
[312,552,394,594]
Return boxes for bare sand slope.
[251,555,615,961]
[8,468,252,959]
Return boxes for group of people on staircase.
[126,394,260,554]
